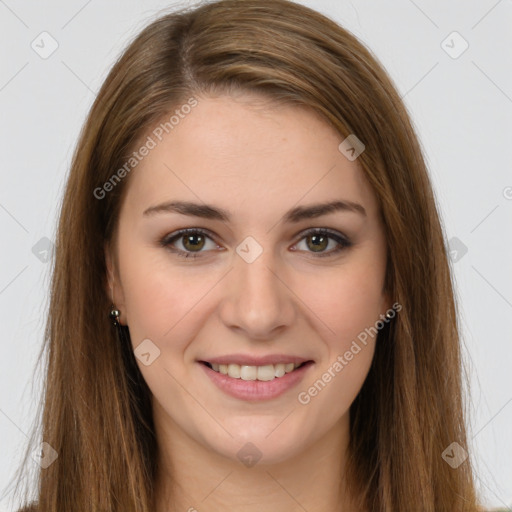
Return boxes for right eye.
[159,228,220,259]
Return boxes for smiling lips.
[205,361,303,381]
[199,354,313,382]
[201,353,311,366]
[200,354,312,382]
[199,359,314,401]
[198,353,314,399]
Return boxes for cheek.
[119,247,223,360]
[292,249,386,417]
[294,267,384,420]
[296,257,386,348]
[296,342,374,432]
[118,247,192,343]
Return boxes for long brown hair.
[9,0,483,510]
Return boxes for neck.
[154,410,363,512]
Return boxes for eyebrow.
[143,199,366,222]
[143,200,366,223]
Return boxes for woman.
[11,0,485,510]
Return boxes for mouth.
[198,358,315,401]
[199,360,314,382]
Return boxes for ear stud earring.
[108,274,122,327]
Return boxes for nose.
[218,244,297,340]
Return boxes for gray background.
[0,0,511,510]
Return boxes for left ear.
[104,242,128,325]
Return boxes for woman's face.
[107,92,391,465]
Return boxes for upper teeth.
[211,362,301,381]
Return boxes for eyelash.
[159,227,352,259]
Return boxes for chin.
[210,421,311,467]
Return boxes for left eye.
[292,228,351,257]
[160,228,351,259]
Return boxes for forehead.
[120,93,379,223]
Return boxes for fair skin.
[106,92,391,512]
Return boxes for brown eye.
[181,233,206,252]
[160,228,218,259]
[305,233,329,252]
[161,227,352,260]
[293,228,352,258]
